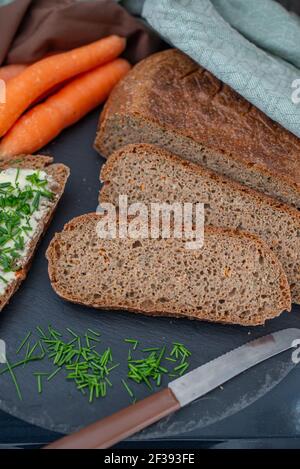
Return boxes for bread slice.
[100,143,300,304]
[0,155,70,311]
[95,49,300,208]
[46,214,290,326]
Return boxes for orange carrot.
[0,35,126,137]
[0,64,27,82]
[31,82,68,107]
[0,58,131,157]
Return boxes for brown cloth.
[0,0,166,66]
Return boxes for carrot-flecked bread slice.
[100,143,300,304]
[0,155,69,311]
[46,214,291,326]
[95,49,300,208]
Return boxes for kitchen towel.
[0,0,166,66]
[124,0,300,138]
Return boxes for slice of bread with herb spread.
[46,214,291,326]
[0,155,69,311]
[95,49,300,208]
[100,144,300,304]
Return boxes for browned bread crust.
[46,214,291,326]
[100,143,300,304]
[0,156,70,311]
[95,49,300,208]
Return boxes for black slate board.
[0,109,300,441]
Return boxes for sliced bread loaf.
[100,144,300,304]
[0,155,69,311]
[95,49,300,208]
[46,214,290,326]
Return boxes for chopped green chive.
[37,375,42,394]
[0,275,8,284]
[0,356,43,376]
[16,331,32,354]
[87,329,101,337]
[105,377,112,387]
[36,326,46,338]
[14,168,20,183]
[27,342,39,360]
[23,341,31,367]
[107,363,120,372]
[6,358,22,401]
[174,363,187,371]
[85,334,90,348]
[38,340,46,357]
[66,328,78,338]
[47,367,62,381]
[0,326,192,404]
[124,339,139,350]
[87,335,100,343]
[0,171,54,278]
[48,325,62,338]
[142,347,160,352]
[179,364,189,375]
[122,379,134,398]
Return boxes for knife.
[45,328,300,449]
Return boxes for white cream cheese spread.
[0,168,54,295]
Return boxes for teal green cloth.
[138,0,300,138]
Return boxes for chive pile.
[0,169,53,288]
[0,325,192,404]
[123,342,191,402]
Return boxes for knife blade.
[45,328,300,449]
[169,328,300,406]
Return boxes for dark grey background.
[279,0,300,14]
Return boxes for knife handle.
[44,388,180,449]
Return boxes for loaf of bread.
[46,214,290,326]
[0,155,69,311]
[95,49,300,208]
[100,143,300,304]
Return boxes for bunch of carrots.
[0,36,131,158]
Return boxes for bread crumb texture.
[47,214,291,326]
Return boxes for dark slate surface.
[1,0,300,447]
[0,110,300,449]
